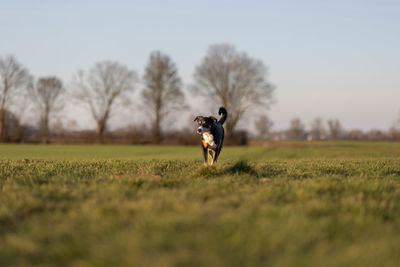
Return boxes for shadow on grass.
[224,160,258,176]
[194,160,258,178]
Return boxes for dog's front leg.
[209,149,216,165]
[202,146,208,166]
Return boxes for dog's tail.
[218,107,227,125]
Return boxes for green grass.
[1,142,400,266]
[1,141,400,160]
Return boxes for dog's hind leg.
[214,135,224,164]
[213,151,219,164]
[213,146,222,164]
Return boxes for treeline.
[0,44,274,145]
[2,44,399,145]
[254,116,400,141]
[7,114,400,144]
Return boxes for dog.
[194,107,227,166]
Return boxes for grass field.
[1,142,400,266]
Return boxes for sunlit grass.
[1,141,400,160]
[1,142,400,266]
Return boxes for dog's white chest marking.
[203,132,217,149]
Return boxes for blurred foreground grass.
[1,142,400,266]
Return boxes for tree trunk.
[97,120,105,144]
[0,108,4,141]
[153,112,162,144]
[226,120,234,137]
[225,113,238,138]
[41,113,50,144]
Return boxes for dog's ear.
[194,116,202,122]
[209,116,217,122]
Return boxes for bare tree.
[72,61,138,143]
[395,111,400,129]
[192,44,275,135]
[388,126,400,141]
[366,129,384,141]
[141,51,186,143]
[388,112,400,140]
[287,118,306,139]
[327,119,343,140]
[347,129,364,140]
[30,77,65,143]
[254,114,273,139]
[310,117,326,140]
[0,55,32,141]
[1,109,25,142]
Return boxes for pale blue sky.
[1,0,399,131]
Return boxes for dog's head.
[194,116,217,135]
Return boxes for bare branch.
[72,61,138,143]
[141,51,186,143]
[30,76,65,143]
[0,55,32,140]
[192,44,275,135]
[287,118,306,139]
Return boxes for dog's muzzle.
[197,127,203,134]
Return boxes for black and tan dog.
[194,107,227,166]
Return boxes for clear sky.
[1,0,399,131]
